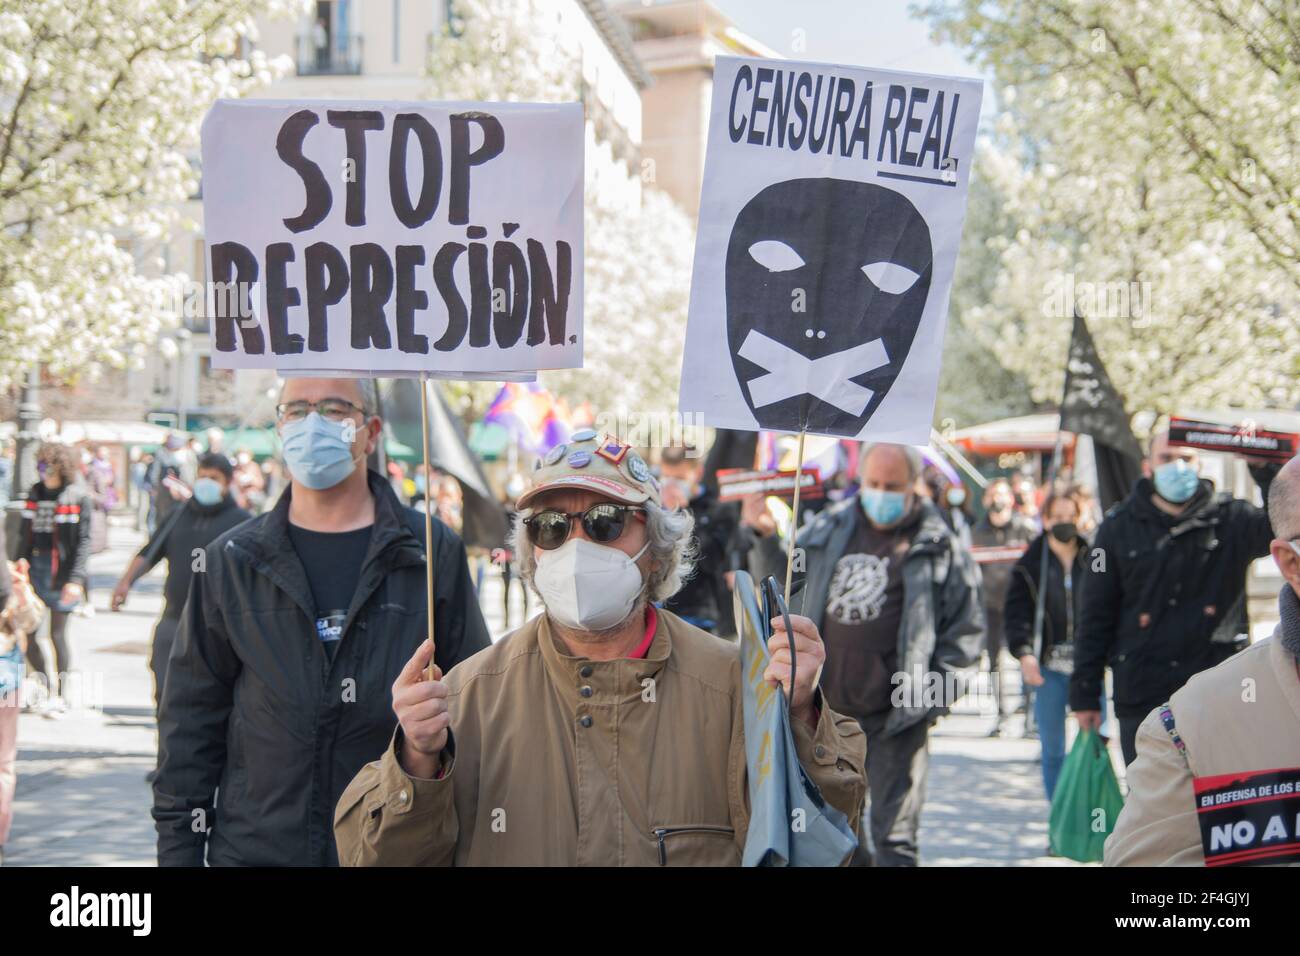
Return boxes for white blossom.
[0,0,307,388]
[924,0,1300,419]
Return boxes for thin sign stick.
[782,429,807,607]
[420,373,440,682]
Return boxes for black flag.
[380,378,509,550]
[1058,311,1142,510]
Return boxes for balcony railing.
[296,33,363,76]
[579,78,640,175]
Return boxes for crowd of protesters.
[0,384,1294,869]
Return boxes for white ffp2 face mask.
[534,537,649,632]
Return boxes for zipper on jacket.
[652,825,734,865]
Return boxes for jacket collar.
[534,606,672,708]
[188,493,240,520]
[801,496,950,556]
[1024,528,1089,570]
[1130,475,1217,528]
[227,469,424,617]
[235,468,419,562]
[904,500,957,558]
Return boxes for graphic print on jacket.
[726,177,933,436]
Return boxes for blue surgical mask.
[280,412,360,491]
[1153,460,1199,504]
[192,477,224,507]
[860,487,908,526]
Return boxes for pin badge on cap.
[544,443,567,466]
[595,437,629,464]
[627,452,651,483]
[571,427,598,442]
[567,451,592,468]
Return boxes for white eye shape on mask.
[748,240,806,273]
[861,261,922,294]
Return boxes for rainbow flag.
[483,383,570,455]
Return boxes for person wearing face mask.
[153,377,490,867]
[1009,473,1041,526]
[16,442,93,714]
[658,444,739,636]
[933,478,974,550]
[745,442,983,866]
[1071,430,1278,766]
[1104,455,1300,866]
[231,448,266,513]
[334,429,866,866]
[971,478,1038,737]
[1004,486,1099,801]
[111,453,250,722]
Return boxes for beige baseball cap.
[517,429,660,510]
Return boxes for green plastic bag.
[1048,729,1125,863]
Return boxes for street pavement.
[6,521,1112,866]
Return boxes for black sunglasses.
[523,503,645,551]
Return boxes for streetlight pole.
[175,329,191,432]
[13,363,42,492]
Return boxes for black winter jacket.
[1069,473,1273,716]
[1004,532,1089,663]
[153,470,490,866]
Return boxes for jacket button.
[579,715,593,728]
[579,686,593,698]
[398,791,408,803]
[815,745,826,758]
[579,665,593,678]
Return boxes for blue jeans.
[1035,669,1071,801]
[1036,667,1106,801]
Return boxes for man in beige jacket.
[1106,454,1300,866]
[335,430,866,866]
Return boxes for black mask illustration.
[725,178,933,436]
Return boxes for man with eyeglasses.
[1105,453,1300,866]
[154,377,490,866]
[334,429,866,865]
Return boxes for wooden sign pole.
[420,372,440,682]
[782,428,807,607]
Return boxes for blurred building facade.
[51,0,650,435]
[616,0,775,219]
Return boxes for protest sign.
[1195,766,1300,866]
[680,57,982,443]
[716,466,823,503]
[200,99,584,377]
[971,543,1028,566]
[1168,416,1298,463]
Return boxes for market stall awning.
[223,427,278,459]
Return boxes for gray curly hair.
[508,502,697,605]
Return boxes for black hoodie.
[1070,471,1274,716]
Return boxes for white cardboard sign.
[200,99,584,378]
[680,57,983,443]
